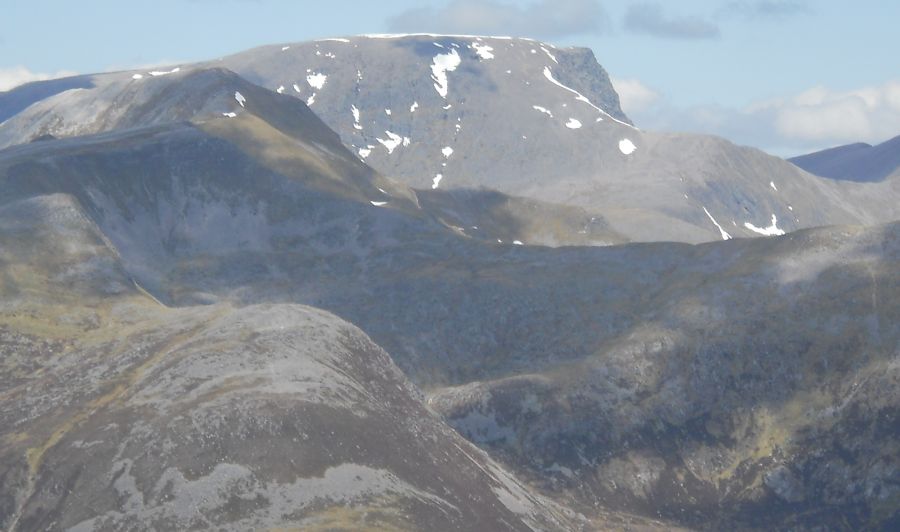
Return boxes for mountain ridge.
[789,134,900,182]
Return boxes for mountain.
[1,68,898,530]
[210,35,900,243]
[789,135,900,182]
[5,36,900,244]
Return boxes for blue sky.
[2,0,899,155]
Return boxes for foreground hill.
[0,211,581,532]
[789,134,900,182]
[1,71,897,529]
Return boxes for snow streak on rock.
[532,105,553,117]
[703,207,733,240]
[543,67,635,128]
[744,214,786,236]
[351,105,362,130]
[431,49,461,99]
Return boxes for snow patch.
[432,174,443,189]
[703,207,732,241]
[532,105,553,117]
[358,146,373,158]
[410,101,418,113]
[744,214,786,236]
[619,138,637,155]
[385,108,391,116]
[370,201,388,207]
[351,105,362,130]
[513,240,524,245]
[306,93,316,106]
[431,49,461,99]
[222,112,237,118]
[131,74,143,80]
[292,83,301,93]
[276,85,285,94]
[234,91,246,107]
[149,67,180,77]
[306,72,327,90]
[281,46,290,51]
[770,181,778,191]
[442,146,454,158]
[472,42,495,60]
[317,38,350,43]
[377,131,404,154]
[565,118,582,129]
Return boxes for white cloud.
[0,66,77,92]
[624,78,900,156]
[610,77,660,115]
[755,82,900,144]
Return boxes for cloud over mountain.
[386,0,610,38]
[610,77,660,115]
[0,66,76,92]
[623,77,900,155]
[624,2,720,39]
[717,0,813,20]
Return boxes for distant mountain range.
[789,134,900,182]
[0,35,898,531]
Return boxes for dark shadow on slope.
[416,186,628,247]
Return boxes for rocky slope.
[789,134,900,182]
[1,70,898,529]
